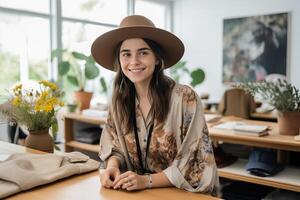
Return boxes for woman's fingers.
[113,171,130,185]
[113,175,132,189]
[100,172,114,188]
[112,171,147,191]
[121,180,135,190]
[103,179,114,188]
[113,171,136,189]
[100,167,121,188]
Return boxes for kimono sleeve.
[163,87,219,195]
[98,107,126,170]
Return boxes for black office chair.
[7,122,27,144]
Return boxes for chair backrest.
[219,88,256,119]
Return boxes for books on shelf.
[213,121,269,136]
[81,109,107,119]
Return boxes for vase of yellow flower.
[0,80,64,153]
[25,128,54,153]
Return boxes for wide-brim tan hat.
[91,15,184,71]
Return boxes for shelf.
[219,159,300,192]
[208,116,300,152]
[64,113,106,153]
[66,141,100,153]
[64,113,106,125]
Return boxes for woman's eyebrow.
[120,49,130,53]
[120,47,151,53]
[138,47,151,51]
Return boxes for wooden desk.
[250,111,277,122]
[1,141,218,200]
[208,116,299,152]
[207,116,300,192]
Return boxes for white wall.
[173,0,300,102]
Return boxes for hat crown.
[120,15,155,28]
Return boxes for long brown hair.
[112,38,175,133]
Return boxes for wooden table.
[204,111,278,121]
[1,141,219,200]
[207,116,300,192]
[208,116,299,151]
[250,111,277,122]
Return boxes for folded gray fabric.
[0,151,99,198]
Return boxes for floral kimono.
[99,83,219,195]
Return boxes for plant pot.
[277,111,300,136]
[67,103,78,113]
[25,128,53,153]
[73,91,93,111]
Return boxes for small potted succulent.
[236,79,300,135]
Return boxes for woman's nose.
[129,54,140,65]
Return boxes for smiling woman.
[91,15,219,196]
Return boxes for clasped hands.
[100,166,148,191]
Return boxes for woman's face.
[119,38,157,87]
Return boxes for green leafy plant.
[236,80,300,112]
[52,49,106,92]
[170,61,205,87]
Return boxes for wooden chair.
[218,88,256,119]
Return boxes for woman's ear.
[155,60,159,65]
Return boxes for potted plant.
[170,60,206,93]
[52,49,106,110]
[0,80,64,152]
[236,79,300,135]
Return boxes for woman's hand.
[99,166,120,188]
[113,171,147,191]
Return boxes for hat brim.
[245,161,275,173]
[91,26,184,71]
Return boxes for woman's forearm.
[147,172,172,188]
[106,156,121,169]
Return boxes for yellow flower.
[13,84,22,91]
[34,95,62,113]
[39,80,58,90]
[11,97,21,106]
[59,101,64,107]
[12,84,23,96]
[2,80,64,132]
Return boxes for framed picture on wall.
[222,12,289,83]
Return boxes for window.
[134,0,170,29]
[60,0,127,100]
[61,0,127,24]
[0,0,49,14]
[0,2,50,94]
[61,21,115,99]
[0,0,172,100]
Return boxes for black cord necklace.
[132,110,154,174]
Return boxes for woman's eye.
[122,53,130,57]
[140,51,148,55]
